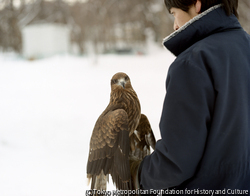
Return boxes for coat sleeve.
[139,59,215,189]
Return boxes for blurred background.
[0,1,249,196]
[0,0,249,58]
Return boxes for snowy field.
[0,47,175,196]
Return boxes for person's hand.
[129,155,142,190]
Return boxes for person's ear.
[195,0,202,13]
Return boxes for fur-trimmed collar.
[162,4,241,56]
[163,4,222,43]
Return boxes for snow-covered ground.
[0,47,175,196]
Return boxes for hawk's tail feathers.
[89,170,108,192]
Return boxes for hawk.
[87,72,156,191]
[132,114,156,160]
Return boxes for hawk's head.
[111,72,132,90]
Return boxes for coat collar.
[163,5,242,56]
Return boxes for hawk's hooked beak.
[118,79,126,89]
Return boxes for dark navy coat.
[139,5,250,192]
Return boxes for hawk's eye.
[125,76,129,81]
[112,79,117,84]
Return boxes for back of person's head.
[164,0,239,18]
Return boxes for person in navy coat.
[130,0,250,193]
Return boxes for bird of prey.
[87,72,156,191]
[132,114,156,160]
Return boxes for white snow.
[0,47,175,196]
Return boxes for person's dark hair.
[164,0,238,18]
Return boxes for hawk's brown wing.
[87,108,131,190]
[133,114,156,159]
